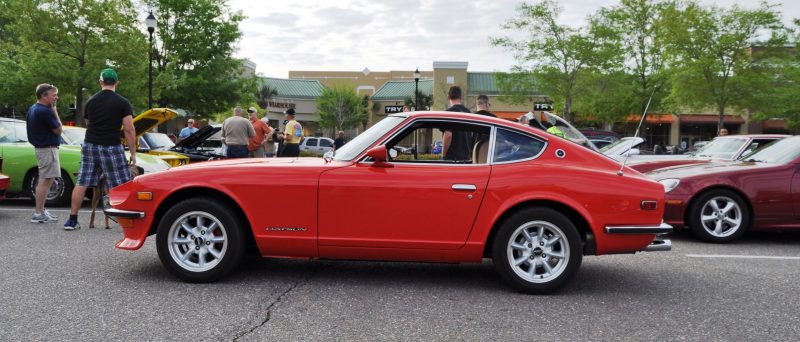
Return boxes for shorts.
[248,145,266,158]
[226,145,248,158]
[35,147,61,179]
[77,143,131,189]
[281,143,300,157]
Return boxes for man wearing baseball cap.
[64,68,136,230]
[281,108,302,157]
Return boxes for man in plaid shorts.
[64,68,137,230]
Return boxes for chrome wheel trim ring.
[30,175,64,201]
[167,211,228,272]
[506,220,570,284]
[700,196,743,238]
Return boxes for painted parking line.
[687,254,800,260]
[0,208,96,214]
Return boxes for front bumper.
[605,221,673,252]
[104,208,145,219]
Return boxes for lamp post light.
[413,68,421,111]
[145,11,157,109]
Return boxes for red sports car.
[0,173,9,201]
[647,135,800,243]
[106,111,671,294]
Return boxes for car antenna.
[617,86,658,176]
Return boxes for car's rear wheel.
[492,207,582,294]
[27,169,73,207]
[688,189,749,243]
[156,198,245,282]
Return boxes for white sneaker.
[43,209,58,219]
[31,212,57,223]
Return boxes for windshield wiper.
[744,158,764,163]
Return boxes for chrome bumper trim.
[104,208,145,219]
[605,222,673,235]
[643,239,672,252]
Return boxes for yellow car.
[130,108,189,167]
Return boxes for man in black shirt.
[65,68,137,230]
[442,85,472,161]
[333,131,347,151]
[474,94,497,117]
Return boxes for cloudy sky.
[227,0,798,78]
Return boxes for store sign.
[385,105,405,114]
[268,101,296,109]
[534,102,553,111]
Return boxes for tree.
[144,0,249,116]
[316,85,368,131]
[404,90,433,111]
[255,84,278,109]
[662,1,786,131]
[491,0,620,122]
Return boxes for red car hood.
[173,157,332,170]
[645,160,772,180]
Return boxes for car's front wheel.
[156,197,246,282]
[27,170,73,207]
[688,189,749,243]
[492,207,582,294]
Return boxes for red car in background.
[0,173,8,201]
[647,135,800,243]
[106,111,671,294]
[628,134,787,173]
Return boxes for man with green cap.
[64,68,136,230]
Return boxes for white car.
[299,137,334,156]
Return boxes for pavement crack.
[231,263,325,341]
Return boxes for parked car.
[299,137,334,156]
[0,172,9,202]
[646,136,800,243]
[0,117,171,206]
[626,134,787,173]
[128,108,190,167]
[150,125,224,162]
[579,128,621,142]
[589,139,614,149]
[106,111,670,294]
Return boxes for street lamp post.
[413,68,421,111]
[145,12,157,109]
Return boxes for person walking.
[247,107,270,158]
[281,108,303,157]
[333,131,347,151]
[474,94,497,117]
[177,119,198,142]
[64,68,136,230]
[26,84,63,223]
[441,85,472,161]
[221,106,255,158]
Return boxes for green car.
[0,117,170,206]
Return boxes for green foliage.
[403,90,433,111]
[255,84,278,109]
[316,84,368,131]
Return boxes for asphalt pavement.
[1,198,799,341]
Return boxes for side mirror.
[364,146,393,167]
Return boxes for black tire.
[492,207,582,294]
[156,197,246,282]
[688,189,750,243]
[27,169,73,207]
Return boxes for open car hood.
[173,125,221,149]
[132,108,180,138]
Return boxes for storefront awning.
[626,114,675,124]
[762,119,786,130]
[678,114,744,124]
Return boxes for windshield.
[0,120,28,143]
[62,128,85,145]
[693,137,747,159]
[600,137,642,156]
[740,136,800,164]
[333,116,406,161]
[144,132,175,149]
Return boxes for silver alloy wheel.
[167,211,228,272]
[506,220,569,283]
[29,176,64,201]
[700,196,742,238]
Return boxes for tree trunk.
[717,105,725,134]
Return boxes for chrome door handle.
[452,184,477,191]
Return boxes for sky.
[227,0,798,78]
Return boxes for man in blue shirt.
[26,83,63,223]
[178,118,198,142]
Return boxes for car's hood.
[132,108,180,138]
[646,160,773,180]
[173,125,220,149]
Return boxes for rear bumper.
[643,239,672,252]
[604,221,672,235]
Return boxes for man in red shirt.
[247,107,271,158]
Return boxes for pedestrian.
[221,106,255,158]
[264,126,277,157]
[474,94,497,117]
[177,118,198,142]
[64,68,137,230]
[247,107,270,158]
[333,130,347,151]
[26,83,63,223]
[441,85,471,161]
[281,108,302,157]
[719,128,729,136]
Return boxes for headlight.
[658,178,680,193]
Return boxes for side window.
[320,139,332,147]
[306,138,318,147]
[493,128,545,163]
[383,120,491,164]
